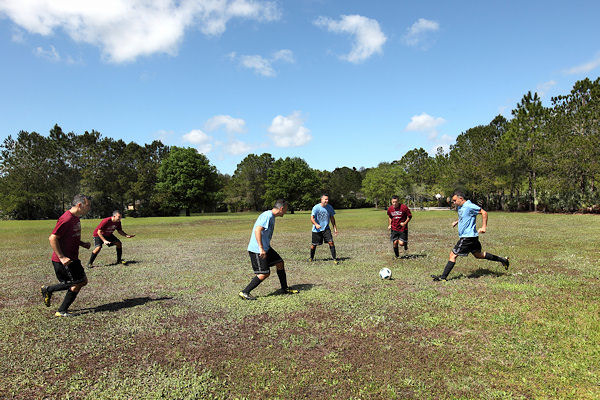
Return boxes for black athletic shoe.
[41,286,52,307]
[333,259,339,265]
[120,260,128,265]
[502,257,510,271]
[238,291,257,300]
[431,275,447,282]
[87,263,94,269]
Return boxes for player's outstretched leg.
[87,247,101,268]
[328,242,338,264]
[432,251,457,281]
[275,262,298,294]
[239,274,267,300]
[393,241,400,258]
[309,245,316,262]
[477,252,510,270]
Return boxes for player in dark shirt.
[87,210,135,267]
[41,194,92,317]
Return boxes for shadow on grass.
[101,260,139,267]
[265,283,316,297]
[398,253,427,260]
[75,296,172,314]
[447,268,505,280]
[307,257,352,262]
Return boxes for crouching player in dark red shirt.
[87,210,135,268]
[41,194,92,317]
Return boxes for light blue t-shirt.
[247,210,275,253]
[457,200,481,237]
[311,204,335,233]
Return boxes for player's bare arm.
[98,230,111,245]
[401,215,412,227]
[452,220,459,227]
[254,225,266,258]
[388,216,393,230]
[80,240,91,249]
[311,215,321,230]
[330,216,338,235]
[118,229,135,238]
[478,209,488,234]
[49,234,71,265]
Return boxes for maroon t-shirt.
[51,211,82,262]
[93,217,122,237]
[387,204,412,232]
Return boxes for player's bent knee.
[275,262,284,270]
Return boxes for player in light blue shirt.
[239,199,299,300]
[309,194,339,263]
[431,190,510,281]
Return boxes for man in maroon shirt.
[387,195,412,258]
[87,210,135,267]
[41,194,92,317]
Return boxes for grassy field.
[1,209,599,399]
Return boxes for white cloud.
[0,0,280,63]
[403,18,439,47]
[268,111,312,147]
[230,49,294,77]
[182,129,213,154]
[564,53,600,75]
[205,115,246,133]
[536,80,557,97]
[239,54,275,76]
[405,113,446,139]
[272,49,294,63]
[33,45,60,61]
[224,139,253,155]
[314,14,386,63]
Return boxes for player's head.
[112,210,122,222]
[71,194,91,216]
[451,190,467,207]
[273,199,288,216]
[320,194,329,206]
[391,195,400,207]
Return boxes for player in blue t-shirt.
[309,194,339,263]
[239,199,299,300]
[432,190,510,281]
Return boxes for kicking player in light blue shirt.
[309,194,339,263]
[239,199,299,300]
[432,190,510,281]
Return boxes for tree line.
[1,77,598,219]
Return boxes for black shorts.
[312,228,334,246]
[452,237,482,256]
[249,248,283,274]
[52,259,87,284]
[94,234,121,248]
[390,229,408,243]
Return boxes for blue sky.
[1,0,599,175]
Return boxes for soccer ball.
[379,267,392,280]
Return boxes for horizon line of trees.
[1,77,599,220]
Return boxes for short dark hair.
[391,195,399,200]
[72,194,91,207]
[112,210,122,216]
[274,199,287,209]
[321,193,329,198]
[453,190,466,199]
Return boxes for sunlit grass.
[0,210,599,399]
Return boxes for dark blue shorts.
[52,259,87,284]
[248,248,283,274]
[452,237,482,256]
[312,227,334,246]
